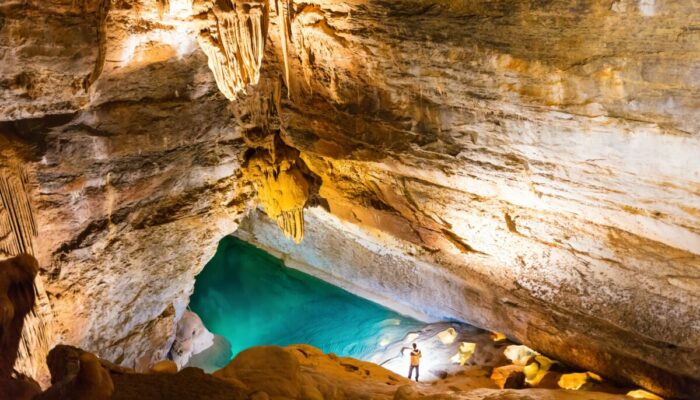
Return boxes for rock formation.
[1,0,699,398]
[242,137,310,243]
[170,310,215,368]
[230,1,700,397]
[0,254,43,400]
[0,150,54,383]
[192,0,270,100]
[1,0,251,378]
[0,255,38,376]
[0,161,54,386]
[37,345,114,400]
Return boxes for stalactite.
[83,0,111,91]
[0,168,37,258]
[192,0,270,100]
[243,139,310,243]
[275,0,293,98]
[15,275,53,386]
[276,208,304,243]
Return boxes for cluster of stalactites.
[0,167,37,258]
[276,208,304,244]
[244,142,310,243]
[192,0,270,100]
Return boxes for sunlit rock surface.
[242,139,311,243]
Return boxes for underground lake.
[187,236,425,371]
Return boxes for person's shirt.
[410,349,422,366]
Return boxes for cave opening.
[186,235,425,372]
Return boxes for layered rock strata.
[222,0,700,397]
[1,0,252,377]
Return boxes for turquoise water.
[188,236,423,369]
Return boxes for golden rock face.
[243,142,310,243]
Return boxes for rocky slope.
[0,254,655,400]
[1,0,698,398]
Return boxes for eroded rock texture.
[1,0,251,376]
[234,0,700,397]
[0,1,107,120]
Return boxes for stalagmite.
[192,0,270,100]
[37,346,114,400]
[0,254,38,378]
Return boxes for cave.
[0,0,698,399]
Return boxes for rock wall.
[1,0,251,374]
[231,0,700,397]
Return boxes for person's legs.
[408,365,416,379]
[415,365,419,382]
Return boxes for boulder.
[150,360,178,374]
[491,365,526,389]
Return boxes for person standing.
[408,343,421,382]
